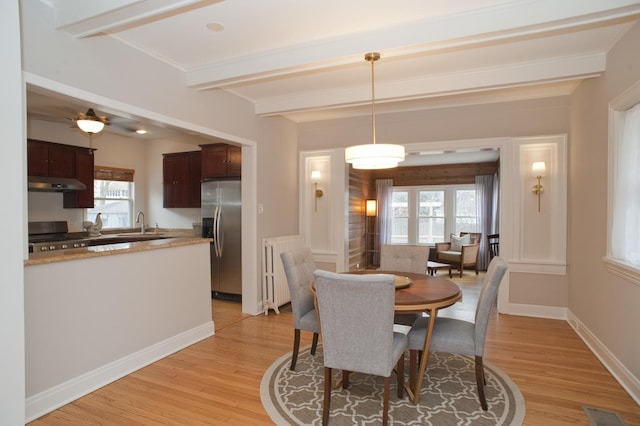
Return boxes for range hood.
[28,176,87,192]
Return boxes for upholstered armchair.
[434,232,481,277]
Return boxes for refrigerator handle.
[216,206,224,257]
[213,206,221,257]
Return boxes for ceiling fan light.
[76,108,106,134]
[345,143,405,169]
[76,119,105,134]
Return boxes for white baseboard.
[567,311,640,405]
[25,321,214,423]
[499,301,568,320]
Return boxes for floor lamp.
[365,199,378,268]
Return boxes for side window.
[609,101,640,269]
[418,190,444,243]
[454,188,477,234]
[86,167,135,230]
[606,80,640,286]
[391,190,409,244]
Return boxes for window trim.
[606,80,640,287]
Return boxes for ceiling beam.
[253,53,605,116]
[53,0,207,38]
[184,1,640,90]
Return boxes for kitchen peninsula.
[24,234,213,420]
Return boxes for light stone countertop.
[26,229,211,266]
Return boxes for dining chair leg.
[311,332,319,355]
[290,329,301,370]
[382,376,391,426]
[342,370,350,389]
[323,367,332,425]
[397,353,405,398]
[475,355,488,410]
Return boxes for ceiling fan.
[72,108,146,135]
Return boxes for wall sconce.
[365,199,378,217]
[531,161,546,212]
[311,171,323,212]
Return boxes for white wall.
[569,21,640,398]
[299,97,571,151]
[24,242,213,421]
[255,116,299,240]
[0,1,26,424]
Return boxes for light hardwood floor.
[30,276,640,425]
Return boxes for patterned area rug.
[261,346,525,425]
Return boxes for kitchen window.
[86,167,135,229]
[391,185,478,244]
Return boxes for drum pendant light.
[345,52,405,169]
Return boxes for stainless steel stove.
[28,221,90,253]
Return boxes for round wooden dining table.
[352,270,462,404]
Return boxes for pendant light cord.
[366,53,380,145]
[371,55,376,145]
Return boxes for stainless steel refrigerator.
[201,179,242,300]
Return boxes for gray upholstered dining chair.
[379,244,428,326]
[313,270,407,426]
[280,247,320,370]
[407,256,508,410]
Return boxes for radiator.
[262,235,305,315]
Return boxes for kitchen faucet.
[136,211,145,234]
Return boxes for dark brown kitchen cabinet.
[27,139,76,178]
[63,148,94,208]
[163,151,201,208]
[201,143,241,179]
[27,139,95,208]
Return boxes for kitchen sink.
[88,234,168,246]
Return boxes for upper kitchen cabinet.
[201,143,241,179]
[63,147,94,209]
[27,139,95,208]
[27,139,76,178]
[163,151,201,208]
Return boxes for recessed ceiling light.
[136,129,147,135]
[206,22,224,32]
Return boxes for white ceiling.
[28,0,640,163]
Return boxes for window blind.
[94,166,135,182]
